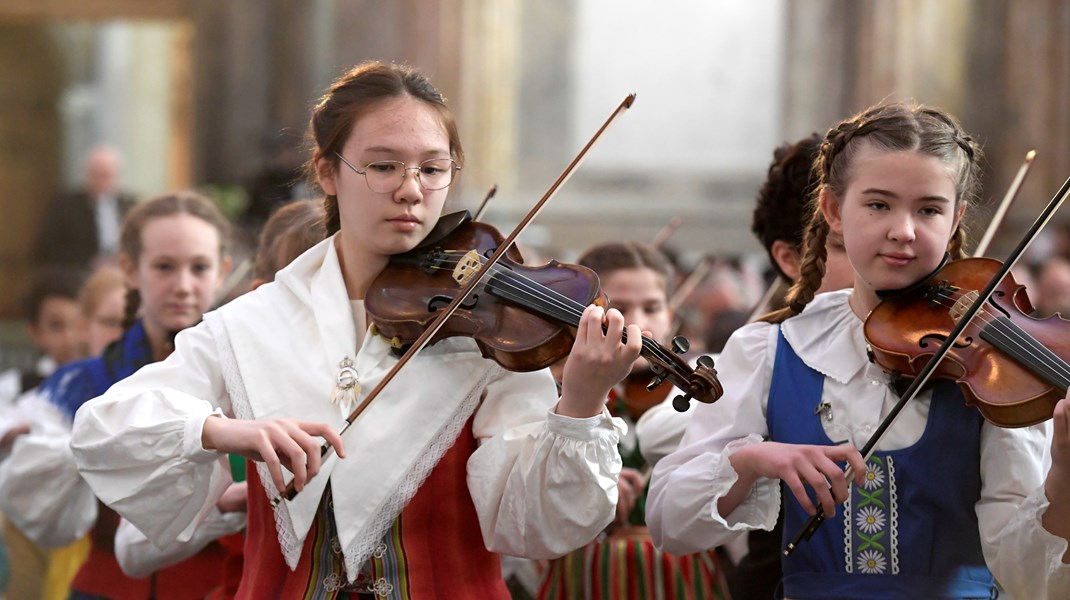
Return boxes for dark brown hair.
[577,241,675,296]
[751,133,822,281]
[765,102,982,324]
[119,191,232,329]
[304,61,464,235]
[22,267,83,323]
[254,200,327,281]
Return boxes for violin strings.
[927,289,1065,374]
[426,251,682,366]
[925,288,1070,386]
[454,253,680,365]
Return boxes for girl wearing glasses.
[70,61,638,598]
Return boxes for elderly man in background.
[33,146,137,273]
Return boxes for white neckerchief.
[212,235,497,578]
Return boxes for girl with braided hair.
[647,102,1070,599]
[0,191,239,599]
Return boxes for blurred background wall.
[2,0,1069,355]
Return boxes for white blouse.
[70,236,625,582]
[646,289,1070,600]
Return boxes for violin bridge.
[949,289,980,323]
[923,280,959,309]
[452,250,484,287]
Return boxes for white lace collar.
[780,290,870,384]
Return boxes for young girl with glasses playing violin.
[646,102,1070,599]
[69,61,640,598]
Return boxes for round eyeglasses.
[335,152,459,194]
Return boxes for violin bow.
[747,277,787,322]
[473,184,498,221]
[651,216,682,248]
[785,173,1070,554]
[273,93,637,505]
[973,150,1036,257]
[668,256,713,312]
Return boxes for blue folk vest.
[767,328,997,600]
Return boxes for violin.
[864,256,1066,428]
[365,211,723,408]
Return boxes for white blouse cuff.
[184,409,226,463]
[1033,489,1070,576]
[710,433,780,531]
[546,406,626,441]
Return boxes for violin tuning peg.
[671,335,690,355]
[696,354,715,369]
[672,394,692,413]
[646,373,668,392]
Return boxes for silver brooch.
[330,356,360,409]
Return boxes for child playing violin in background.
[69,61,639,598]
[647,102,1070,599]
[537,241,731,600]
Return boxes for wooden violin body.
[367,212,603,372]
[865,257,1069,427]
[365,211,723,407]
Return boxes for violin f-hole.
[429,294,478,313]
[919,333,973,349]
[985,292,1012,319]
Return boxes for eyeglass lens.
[363,159,455,193]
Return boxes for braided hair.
[764,102,982,324]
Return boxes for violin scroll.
[641,335,722,412]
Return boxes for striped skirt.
[536,526,731,600]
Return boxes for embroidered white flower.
[856,505,886,534]
[862,464,885,490]
[857,550,887,574]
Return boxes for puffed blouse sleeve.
[70,321,234,548]
[0,396,97,548]
[646,321,781,555]
[466,366,626,559]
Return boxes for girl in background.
[538,241,730,600]
[0,191,237,599]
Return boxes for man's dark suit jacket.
[33,190,137,272]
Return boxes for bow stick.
[651,216,682,248]
[473,184,498,221]
[973,150,1035,257]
